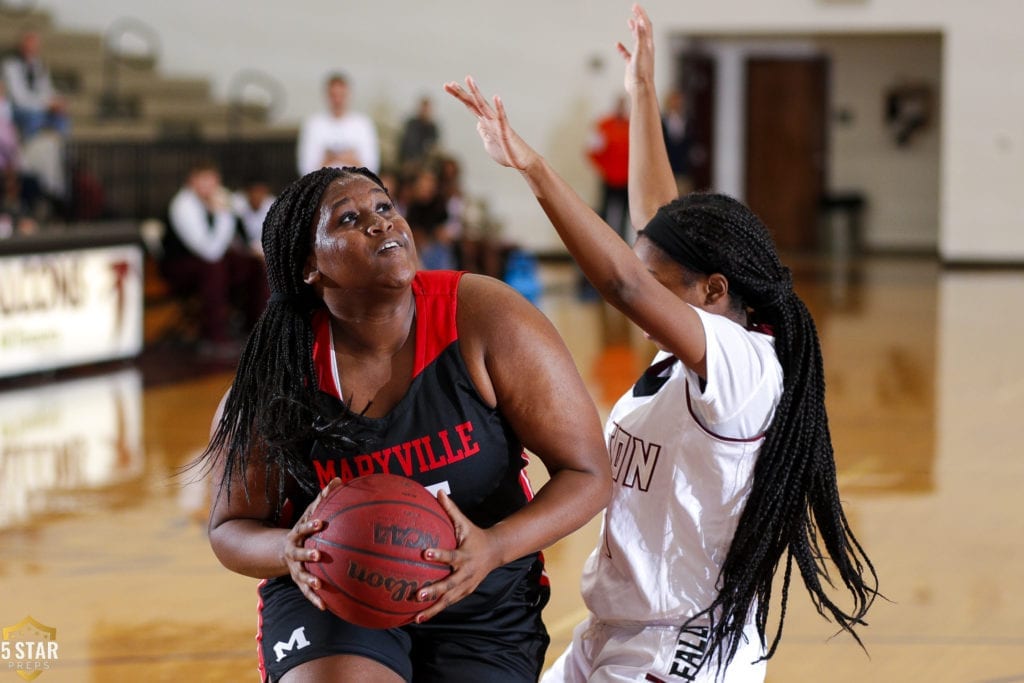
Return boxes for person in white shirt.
[162,161,268,352]
[296,73,380,176]
[447,5,879,681]
[232,175,275,255]
[1,31,69,139]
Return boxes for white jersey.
[582,306,783,625]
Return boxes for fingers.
[616,41,632,62]
[493,95,510,129]
[296,570,325,610]
[444,77,496,119]
[435,490,469,537]
[413,574,458,624]
[464,75,488,109]
[634,3,653,27]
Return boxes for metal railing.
[67,136,298,221]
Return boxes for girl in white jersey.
[446,5,878,681]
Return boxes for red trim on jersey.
[411,270,463,377]
[310,271,465,397]
[311,308,341,399]
[685,380,766,443]
[256,579,268,681]
[516,450,550,586]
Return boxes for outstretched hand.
[616,3,656,96]
[444,76,538,172]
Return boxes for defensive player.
[446,4,878,681]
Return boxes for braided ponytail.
[657,193,879,673]
[196,166,387,512]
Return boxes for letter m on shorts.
[274,626,310,662]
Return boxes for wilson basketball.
[304,473,456,629]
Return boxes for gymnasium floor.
[1,255,1022,682]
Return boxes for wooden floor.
[2,256,1023,682]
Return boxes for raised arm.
[619,3,678,228]
[444,71,710,374]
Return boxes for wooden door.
[676,51,715,192]
[745,57,828,251]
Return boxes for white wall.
[35,0,1024,261]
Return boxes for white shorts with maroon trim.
[541,616,766,683]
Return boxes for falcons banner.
[0,244,144,379]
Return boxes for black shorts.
[257,554,550,682]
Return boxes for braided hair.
[197,166,387,511]
[644,192,879,674]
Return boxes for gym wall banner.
[0,244,144,379]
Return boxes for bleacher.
[1,4,299,222]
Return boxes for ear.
[704,273,730,306]
[302,255,320,286]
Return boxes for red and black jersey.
[303,270,533,529]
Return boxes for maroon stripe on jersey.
[411,270,463,377]
[685,380,766,443]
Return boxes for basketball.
[303,474,457,629]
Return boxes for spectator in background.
[2,30,69,140]
[0,80,41,233]
[586,95,630,242]
[662,88,694,196]
[404,165,456,270]
[297,73,379,176]
[162,161,268,356]
[398,96,440,166]
[232,173,275,255]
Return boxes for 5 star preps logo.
[1,617,59,681]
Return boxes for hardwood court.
[1,256,1022,682]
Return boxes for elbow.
[585,456,614,515]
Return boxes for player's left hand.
[413,490,503,623]
[617,3,656,96]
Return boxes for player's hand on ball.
[414,490,502,623]
[285,477,342,610]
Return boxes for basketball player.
[198,166,612,682]
[445,5,879,681]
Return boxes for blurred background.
[1,0,1022,680]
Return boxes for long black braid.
[649,193,879,674]
[195,166,387,513]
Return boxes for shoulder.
[169,187,197,211]
[456,273,562,353]
[456,272,530,321]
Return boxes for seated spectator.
[0,80,41,233]
[2,31,70,140]
[232,174,276,255]
[404,165,456,270]
[162,161,268,356]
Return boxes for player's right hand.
[285,477,342,610]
